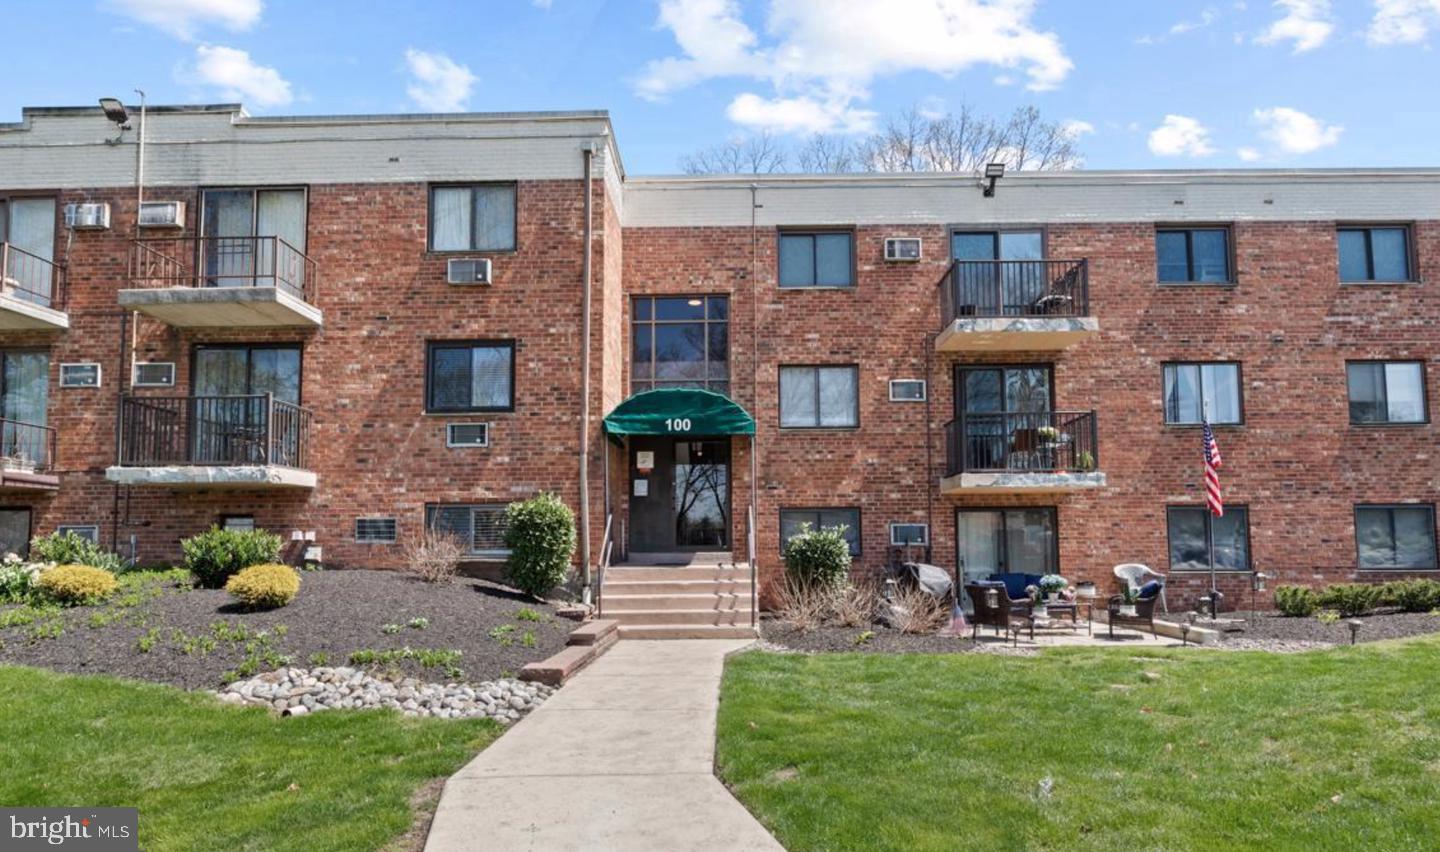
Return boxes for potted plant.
[1076,450,1096,472]
[1039,574,1068,602]
[1026,584,1048,618]
[1037,426,1060,444]
[1117,585,1138,617]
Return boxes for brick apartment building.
[0,103,1436,611]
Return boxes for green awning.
[603,388,756,439]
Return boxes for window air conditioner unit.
[132,362,176,387]
[446,258,492,285]
[446,422,490,448]
[64,203,111,230]
[138,201,186,229]
[883,237,922,262]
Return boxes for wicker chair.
[1107,593,1160,639]
[965,583,1034,646]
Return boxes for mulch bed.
[0,570,572,690]
[1215,609,1440,645]
[762,618,978,654]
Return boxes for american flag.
[1203,420,1224,517]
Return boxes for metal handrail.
[937,258,1089,329]
[0,417,58,473]
[1,242,67,310]
[595,512,613,617]
[944,410,1099,475]
[747,502,757,628]
[128,236,319,304]
[118,393,313,469]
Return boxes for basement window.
[355,517,398,544]
[426,503,510,558]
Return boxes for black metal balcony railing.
[945,410,1098,476]
[938,258,1089,329]
[118,394,312,470]
[0,418,57,474]
[130,237,318,304]
[1,242,66,311]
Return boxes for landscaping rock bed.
[1215,610,1440,646]
[0,569,572,689]
[217,666,554,722]
[762,618,978,654]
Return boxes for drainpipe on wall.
[578,142,596,605]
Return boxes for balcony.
[941,411,1105,494]
[0,419,59,492]
[936,259,1098,352]
[0,243,68,330]
[120,237,321,328]
[107,394,316,489]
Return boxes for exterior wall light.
[982,162,1006,197]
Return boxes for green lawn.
[717,638,1440,851]
[0,665,499,851]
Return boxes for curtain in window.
[203,191,255,286]
[817,367,857,426]
[257,190,306,292]
[1384,363,1424,422]
[779,367,816,427]
[6,199,56,302]
[1201,364,1240,423]
[473,186,515,251]
[432,188,471,251]
[470,346,512,409]
[2,352,48,464]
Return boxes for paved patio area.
[425,639,783,852]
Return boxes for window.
[889,523,929,546]
[949,230,1046,315]
[1163,362,1241,425]
[889,379,926,402]
[1347,362,1427,424]
[426,341,515,413]
[429,185,516,252]
[200,188,308,289]
[56,524,99,543]
[779,231,854,288]
[1167,506,1251,572]
[631,296,729,396]
[59,363,101,388]
[426,503,510,557]
[1356,505,1437,570]
[0,196,58,305]
[0,509,30,557]
[780,508,861,556]
[355,517,398,544]
[1,350,49,467]
[779,365,859,428]
[1156,228,1231,283]
[1339,227,1412,282]
[221,515,255,533]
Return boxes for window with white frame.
[889,379,926,402]
[889,523,929,546]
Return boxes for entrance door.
[0,508,31,557]
[956,508,1057,610]
[629,437,730,553]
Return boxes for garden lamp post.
[1346,619,1363,645]
[1179,622,1191,647]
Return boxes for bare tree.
[679,104,1082,175]
[679,132,788,174]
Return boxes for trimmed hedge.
[29,532,122,573]
[782,524,853,591]
[182,527,283,588]
[225,563,301,609]
[37,564,118,605]
[1318,583,1384,618]
[504,494,576,597]
[1274,585,1319,617]
[1384,579,1440,614]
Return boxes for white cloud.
[404,49,478,112]
[533,0,553,8]
[1061,119,1095,138]
[1255,0,1333,52]
[1369,0,1440,44]
[1237,146,1262,161]
[103,0,261,39]
[189,45,292,108]
[726,92,877,134]
[636,0,1073,134]
[1136,6,1219,44]
[1147,114,1216,157]
[1252,106,1342,153]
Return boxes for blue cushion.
[1138,580,1163,599]
[987,573,1040,600]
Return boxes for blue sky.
[3,1,1438,173]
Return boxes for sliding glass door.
[192,345,301,464]
[0,198,57,305]
[957,508,1057,610]
[956,365,1052,470]
[200,189,306,288]
[1,351,49,467]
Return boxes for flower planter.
[1033,604,1049,619]
[1119,604,1137,617]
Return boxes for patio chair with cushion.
[1113,563,1168,613]
[965,582,1034,646]
[1107,589,1160,639]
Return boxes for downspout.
[579,143,596,605]
[749,184,761,587]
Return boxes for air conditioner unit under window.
[138,201,186,229]
[447,258,492,285]
[65,203,111,230]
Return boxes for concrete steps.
[601,561,759,639]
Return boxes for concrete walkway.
[425,640,784,852]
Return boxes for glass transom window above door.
[631,296,728,396]
[200,188,307,288]
[950,230,1043,316]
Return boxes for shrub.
[224,563,300,609]
[401,527,464,584]
[1385,579,1440,614]
[782,524,852,591]
[0,554,46,603]
[831,580,880,628]
[1273,585,1319,617]
[29,532,123,573]
[182,527,283,588]
[885,583,951,635]
[504,494,576,598]
[37,564,118,605]
[1318,583,1383,618]
[775,579,831,632]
